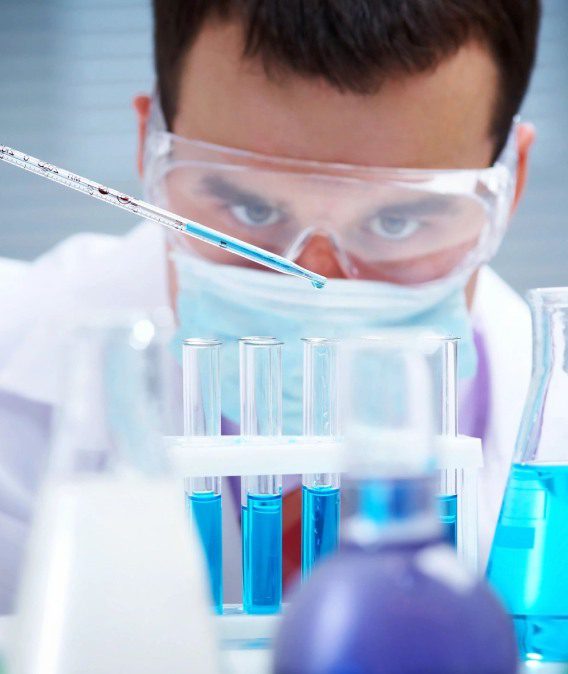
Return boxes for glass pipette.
[0,145,326,288]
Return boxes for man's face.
[148,20,530,282]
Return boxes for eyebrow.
[376,193,457,217]
[201,174,281,209]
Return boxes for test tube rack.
[165,433,483,644]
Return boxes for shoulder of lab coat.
[0,223,171,613]
[0,258,28,286]
[472,265,532,567]
[0,221,168,405]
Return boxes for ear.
[510,121,536,215]
[133,94,152,178]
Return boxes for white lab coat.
[0,221,532,614]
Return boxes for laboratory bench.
[1,614,566,674]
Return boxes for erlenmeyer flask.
[487,288,568,665]
[8,316,219,674]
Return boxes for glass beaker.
[487,288,568,664]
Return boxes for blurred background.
[0,0,566,294]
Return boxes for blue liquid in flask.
[188,491,223,613]
[302,485,340,579]
[438,493,458,547]
[487,463,568,662]
[242,493,282,614]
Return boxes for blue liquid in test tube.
[301,338,340,580]
[438,493,457,546]
[240,337,283,614]
[183,338,223,613]
[242,493,283,613]
[302,485,340,573]
[187,491,223,609]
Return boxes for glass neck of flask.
[519,290,568,463]
[343,473,441,548]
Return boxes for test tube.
[431,337,459,547]
[240,337,283,614]
[301,338,340,580]
[182,338,223,613]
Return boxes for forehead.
[173,21,499,170]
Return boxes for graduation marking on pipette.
[0,145,327,288]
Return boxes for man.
[0,0,540,612]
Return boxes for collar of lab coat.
[0,222,169,406]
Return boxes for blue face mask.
[172,252,477,434]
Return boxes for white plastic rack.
[167,434,482,568]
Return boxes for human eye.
[364,212,423,240]
[227,197,284,228]
[200,175,288,228]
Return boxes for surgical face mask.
[144,94,517,285]
[172,251,477,434]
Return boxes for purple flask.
[274,337,518,674]
[274,509,518,674]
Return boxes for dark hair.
[152,0,541,156]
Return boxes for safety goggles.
[144,101,517,285]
